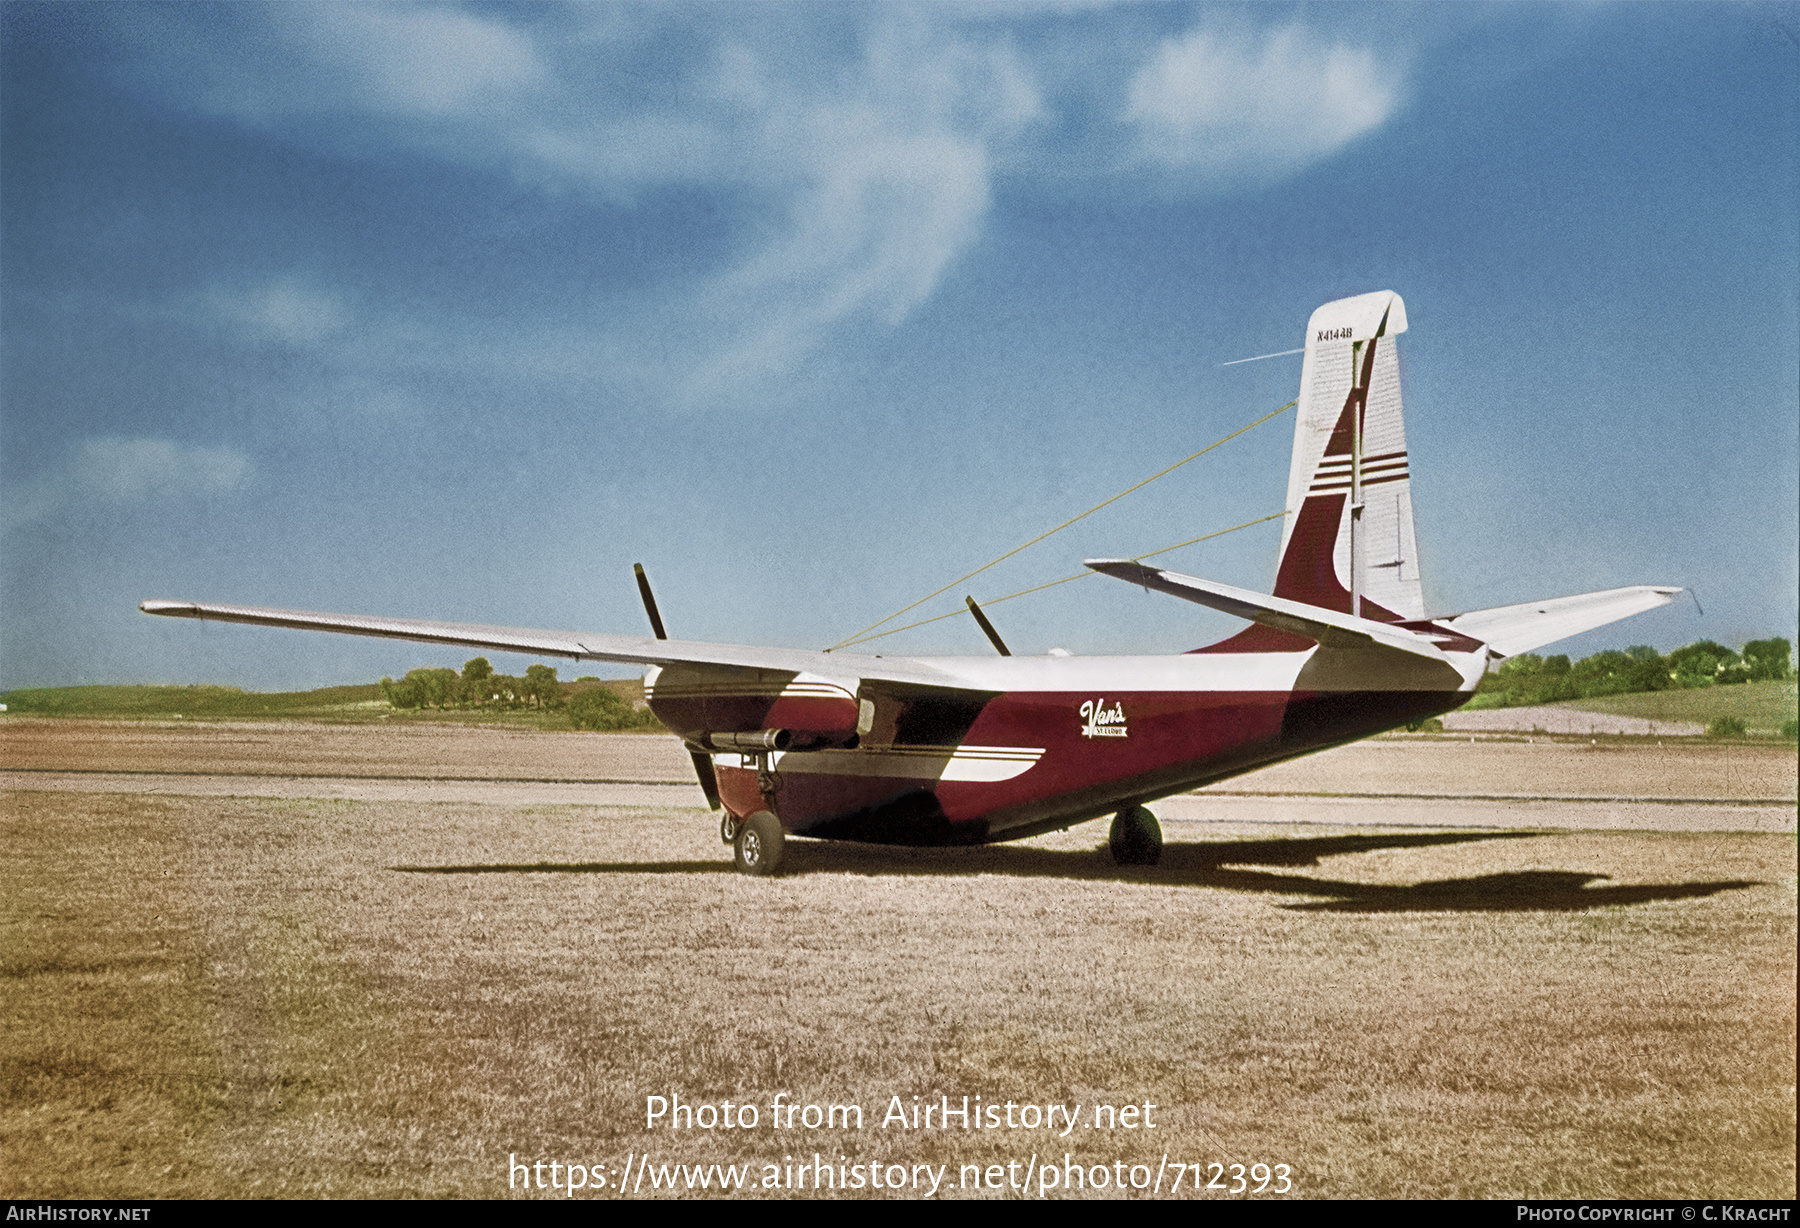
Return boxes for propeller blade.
[635,563,720,810]
[690,749,721,811]
[633,563,669,640]
[965,596,1011,656]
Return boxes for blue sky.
[3,2,1796,691]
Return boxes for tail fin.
[1273,290,1423,622]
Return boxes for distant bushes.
[1475,638,1791,709]
[1672,638,1792,687]
[566,686,661,732]
[377,657,662,730]
[380,658,567,711]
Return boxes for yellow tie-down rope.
[828,400,1296,652]
[834,509,1288,649]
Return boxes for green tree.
[525,664,562,710]
[459,657,495,707]
[402,667,459,709]
[1479,652,1580,705]
[1569,649,1633,696]
[1669,640,1737,686]
[1742,638,1792,682]
[1495,653,1544,679]
[1623,650,1672,694]
[567,686,657,731]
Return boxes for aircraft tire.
[720,813,741,845]
[1108,806,1162,866]
[734,810,785,876]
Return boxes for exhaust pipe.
[700,729,792,752]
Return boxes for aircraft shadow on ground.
[392,832,1762,912]
[395,861,730,875]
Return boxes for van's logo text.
[1080,698,1128,738]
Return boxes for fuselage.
[647,644,1487,846]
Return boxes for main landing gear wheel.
[720,813,741,845]
[733,810,785,877]
[1109,806,1162,866]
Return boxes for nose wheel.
[1108,806,1162,866]
[733,810,786,876]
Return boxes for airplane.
[140,291,1679,877]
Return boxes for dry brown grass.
[3,783,1793,1199]
[0,717,687,780]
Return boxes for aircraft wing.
[1438,586,1681,658]
[137,599,960,688]
[1083,561,1453,663]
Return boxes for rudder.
[1274,290,1423,622]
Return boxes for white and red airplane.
[142,291,1678,875]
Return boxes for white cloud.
[156,2,546,125]
[1124,25,1403,182]
[212,276,350,346]
[73,437,252,501]
[3,437,252,529]
[122,7,1044,389]
[272,3,546,119]
[681,26,1035,386]
[116,7,1407,392]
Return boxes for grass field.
[1553,680,1797,733]
[0,682,389,719]
[0,678,652,729]
[3,781,1792,1198]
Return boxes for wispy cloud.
[4,437,252,530]
[1123,24,1403,184]
[140,1,547,126]
[269,3,546,119]
[681,25,1042,387]
[110,5,1409,393]
[73,437,251,501]
[210,276,350,347]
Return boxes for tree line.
[378,638,1792,728]
[379,658,662,731]
[1477,637,1792,708]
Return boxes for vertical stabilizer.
[1273,290,1422,621]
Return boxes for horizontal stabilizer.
[1083,561,1452,663]
[1440,586,1681,658]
